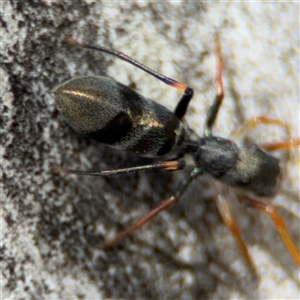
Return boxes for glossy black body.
[54,76,188,159]
[53,42,281,197]
[195,137,280,196]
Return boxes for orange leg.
[259,138,300,151]
[216,194,257,277]
[232,115,289,140]
[239,195,300,268]
[232,116,300,152]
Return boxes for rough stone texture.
[1,1,299,299]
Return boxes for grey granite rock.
[1,1,299,299]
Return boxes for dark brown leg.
[52,160,185,177]
[204,32,225,137]
[66,37,194,120]
[105,196,178,246]
[104,167,203,246]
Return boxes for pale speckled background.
[1,1,299,299]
